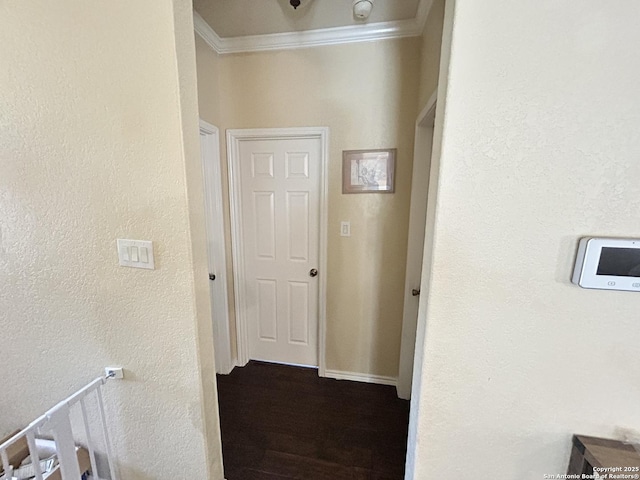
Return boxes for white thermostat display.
[572,238,640,291]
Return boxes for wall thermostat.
[572,238,640,291]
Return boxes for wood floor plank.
[217,361,409,480]
[231,468,296,480]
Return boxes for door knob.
[411,288,420,296]
[309,269,318,277]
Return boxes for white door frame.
[226,127,329,376]
[200,120,234,375]
[397,92,438,400]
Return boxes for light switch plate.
[117,239,155,270]
[340,221,351,237]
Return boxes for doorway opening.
[200,120,234,375]
[207,98,439,478]
[202,101,440,478]
[398,93,438,400]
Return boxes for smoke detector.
[353,0,374,19]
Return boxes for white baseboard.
[324,369,397,387]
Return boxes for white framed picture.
[342,148,396,194]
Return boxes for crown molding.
[194,0,436,55]
[193,11,224,53]
[218,19,422,54]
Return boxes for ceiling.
[193,0,422,38]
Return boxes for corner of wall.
[172,0,224,478]
[406,0,456,477]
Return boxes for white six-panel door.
[233,133,323,367]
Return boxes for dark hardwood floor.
[216,361,410,480]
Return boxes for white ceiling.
[193,0,422,38]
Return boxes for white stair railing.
[0,374,118,480]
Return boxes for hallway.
[217,361,410,479]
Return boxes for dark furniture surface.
[568,434,640,475]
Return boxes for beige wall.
[412,0,640,477]
[196,35,222,126]
[0,1,222,478]
[215,38,421,377]
[418,0,446,109]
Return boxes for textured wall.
[412,0,640,477]
[216,38,421,377]
[0,1,222,478]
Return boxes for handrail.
[0,373,118,480]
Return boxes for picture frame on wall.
[342,148,396,194]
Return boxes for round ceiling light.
[353,0,374,19]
